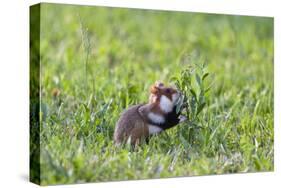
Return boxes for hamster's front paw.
[179,115,187,123]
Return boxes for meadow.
[35,3,273,185]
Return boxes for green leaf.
[190,88,197,98]
[195,73,201,86]
[204,85,212,93]
[196,102,206,116]
[169,76,179,82]
[176,95,184,114]
[190,97,196,118]
[202,72,209,80]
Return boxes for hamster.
[114,81,186,145]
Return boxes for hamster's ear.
[155,81,164,88]
[150,85,160,94]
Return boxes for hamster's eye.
[165,88,171,93]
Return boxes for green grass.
[37,3,273,185]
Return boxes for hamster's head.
[149,81,180,113]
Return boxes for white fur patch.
[160,95,173,113]
[148,124,163,134]
[148,112,165,124]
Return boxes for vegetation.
[37,3,273,185]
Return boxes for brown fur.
[114,82,179,146]
[114,104,149,145]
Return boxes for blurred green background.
[36,3,273,185]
